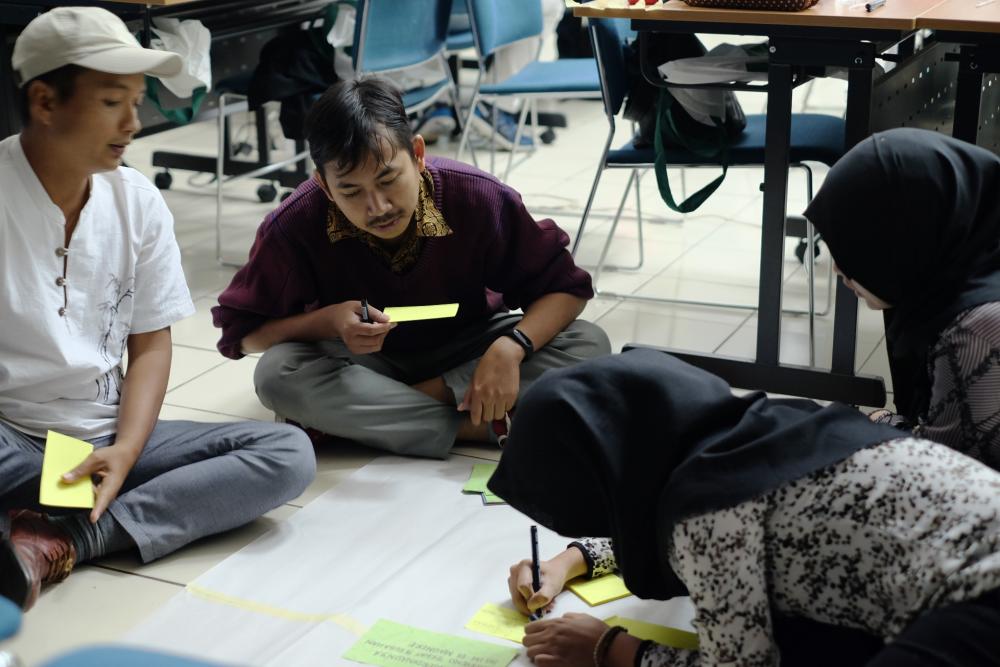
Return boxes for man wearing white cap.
[0,7,316,611]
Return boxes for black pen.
[529,525,542,621]
[361,298,370,324]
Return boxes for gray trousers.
[254,314,611,459]
[0,419,315,562]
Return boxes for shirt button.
[58,307,66,317]
[55,277,66,287]
[55,247,69,257]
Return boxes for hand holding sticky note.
[40,431,94,509]
[382,303,458,323]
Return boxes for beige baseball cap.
[12,6,184,87]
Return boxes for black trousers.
[774,589,1000,667]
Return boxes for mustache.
[368,212,402,227]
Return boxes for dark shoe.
[284,419,339,448]
[0,511,75,610]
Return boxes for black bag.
[248,17,341,141]
[622,35,747,213]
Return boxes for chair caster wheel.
[795,237,821,264]
[257,183,278,203]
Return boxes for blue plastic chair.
[446,0,475,53]
[455,0,602,180]
[0,597,19,643]
[580,18,841,357]
[353,0,461,119]
[39,646,232,667]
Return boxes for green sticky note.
[463,463,497,494]
[465,603,528,643]
[481,490,505,505]
[567,574,631,606]
[343,619,517,667]
[383,303,459,323]
[40,431,94,509]
[603,616,699,651]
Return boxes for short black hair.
[17,64,86,126]
[304,77,415,177]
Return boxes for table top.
[917,0,1000,34]
[573,0,945,32]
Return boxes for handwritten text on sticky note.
[343,619,516,667]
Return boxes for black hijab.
[488,349,901,600]
[804,128,1000,422]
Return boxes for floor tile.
[165,358,273,421]
[170,296,224,352]
[4,567,181,666]
[595,300,751,356]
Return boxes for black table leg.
[757,61,794,366]
[953,45,983,144]
[829,65,874,376]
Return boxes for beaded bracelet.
[633,639,655,667]
[593,625,628,667]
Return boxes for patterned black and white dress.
[572,437,1000,666]
[918,302,1000,468]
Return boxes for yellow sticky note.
[463,463,497,494]
[40,431,94,509]
[567,574,631,606]
[603,616,699,651]
[382,303,459,323]
[481,490,506,505]
[465,603,528,643]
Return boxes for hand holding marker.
[530,525,543,621]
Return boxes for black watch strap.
[505,328,534,359]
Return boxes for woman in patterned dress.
[805,128,1000,468]
[489,350,1000,667]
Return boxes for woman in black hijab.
[490,349,1000,667]
[804,128,1000,469]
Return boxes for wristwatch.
[504,328,534,360]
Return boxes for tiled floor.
[3,71,893,665]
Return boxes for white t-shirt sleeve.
[130,188,195,333]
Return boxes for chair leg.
[490,100,498,175]
[594,169,640,287]
[215,92,228,266]
[504,100,531,182]
[800,163,816,365]
[448,84,476,168]
[634,169,645,272]
[530,99,539,153]
[806,216,816,367]
[572,126,616,257]
[456,76,482,163]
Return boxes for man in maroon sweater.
[213,78,609,458]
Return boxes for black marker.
[529,525,542,621]
[361,298,370,324]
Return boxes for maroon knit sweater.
[212,156,594,359]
